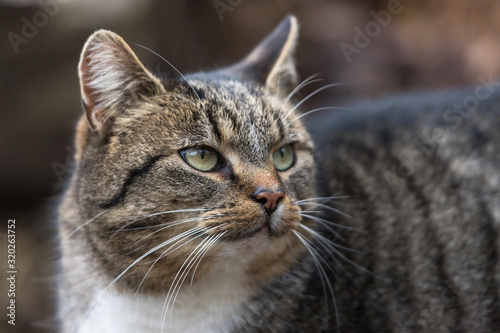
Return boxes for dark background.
[1,0,500,332]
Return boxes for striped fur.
[58,16,500,332]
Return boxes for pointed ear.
[79,30,165,132]
[220,15,299,96]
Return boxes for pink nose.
[253,189,285,215]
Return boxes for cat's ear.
[221,15,299,96]
[78,30,165,133]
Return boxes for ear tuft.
[217,15,299,97]
[78,30,164,132]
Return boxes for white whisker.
[284,83,350,121]
[287,106,351,125]
[105,208,212,246]
[300,213,363,235]
[300,213,344,241]
[293,230,339,332]
[161,229,226,330]
[296,196,352,204]
[189,231,227,285]
[301,206,350,220]
[66,209,109,238]
[171,232,226,318]
[298,223,364,255]
[283,74,322,106]
[140,227,207,265]
[81,226,206,324]
[130,208,210,219]
[134,44,205,108]
[298,223,355,282]
[302,224,374,277]
[134,226,214,295]
[299,202,353,216]
[133,216,222,245]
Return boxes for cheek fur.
[77,145,317,294]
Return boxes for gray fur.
[233,87,500,332]
[58,16,500,333]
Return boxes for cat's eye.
[272,144,295,171]
[180,147,220,172]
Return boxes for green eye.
[272,144,295,171]
[180,147,219,172]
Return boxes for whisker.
[287,106,351,125]
[134,229,203,295]
[189,230,228,285]
[167,232,226,324]
[80,226,207,327]
[293,230,339,332]
[298,223,365,255]
[133,215,223,245]
[162,230,226,329]
[296,196,352,204]
[301,206,350,220]
[299,202,353,214]
[130,208,210,219]
[298,223,355,283]
[299,214,364,235]
[307,226,375,277]
[135,226,220,295]
[295,227,341,278]
[284,83,352,121]
[105,208,212,246]
[121,242,148,257]
[139,227,208,265]
[163,233,213,309]
[300,214,344,241]
[299,210,325,214]
[133,44,204,108]
[283,73,322,106]
[66,209,110,238]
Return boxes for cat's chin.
[240,225,273,248]
[217,225,278,258]
[252,223,270,236]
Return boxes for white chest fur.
[77,257,253,333]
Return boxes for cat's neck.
[74,252,254,333]
[59,193,276,333]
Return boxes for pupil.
[200,149,205,159]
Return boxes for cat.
[57,15,500,332]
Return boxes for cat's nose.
[253,188,285,215]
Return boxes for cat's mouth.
[242,211,296,239]
[249,223,270,237]
[199,200,301,240]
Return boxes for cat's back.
[309,85,500,195]
[310,84,500,154]
[305,86,500,332]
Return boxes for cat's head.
[67,16,317,290]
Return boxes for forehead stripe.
[205,106,222,141]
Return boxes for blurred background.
[1,0,500,331]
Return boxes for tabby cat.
[57,16,500,332]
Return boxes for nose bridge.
[229,153,283,194]
[251,170,283,192]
